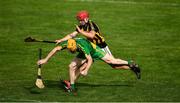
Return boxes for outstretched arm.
[76,25,96,39]
[55,31,78,44]
[37,46,62,65]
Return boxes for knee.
[69,62,76,71]
[80,70,88,76]
[106,60,113,64]
[103,56,115,64]
[54,46,61,51]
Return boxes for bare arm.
[80,54,93,76]
[55,31,78,44]
[37,46,62,65]
[76,25,96,39]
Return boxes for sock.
[128,60,133,65]
[71,84,75,90]
[128,60,134,68]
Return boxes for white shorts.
[101,46,113,57]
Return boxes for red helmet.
[76,11,89,21]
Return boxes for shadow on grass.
[24,80,133,94]
[76,82,132,87]
[24,80,64,94]
[44,80,133,88]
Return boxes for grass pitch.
[0,0,180,102]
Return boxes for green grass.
[0,0,180,102]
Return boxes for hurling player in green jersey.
[37,38,141,92]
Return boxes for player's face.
[78,18,89,25]
[68,47,77,54]
[79,20,86,25]
[69,49,76,54]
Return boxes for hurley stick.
[35,48,45,89]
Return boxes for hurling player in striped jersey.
[56,10,113,56]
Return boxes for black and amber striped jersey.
[76,20,107,48]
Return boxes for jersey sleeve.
[89,21,95,31]
[91,21,99,32]
[59,41,67,49]
[75,25,83,33]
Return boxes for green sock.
[71,84,75,90]
[128,60,133,65]
[128,60,135,68]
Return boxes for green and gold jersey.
[59,40,67,50]
[76,20,107,48]
[59,38,106,59]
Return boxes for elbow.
[86,56,93,64]
[88,57,93,64]
[69,32,77,38]
[54,46,61,51]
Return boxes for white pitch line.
[5,99,40,102]
[67,0,179,6]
